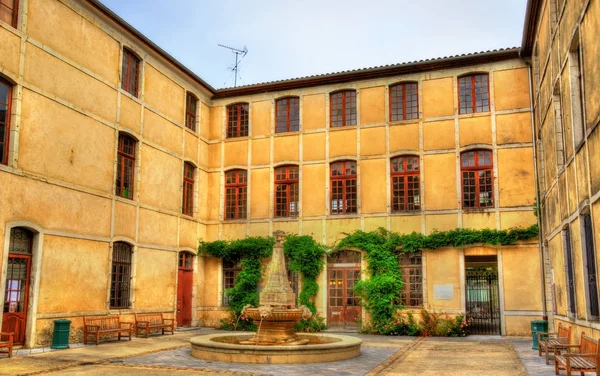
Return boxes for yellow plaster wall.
[500,211,537,230]
[303,133,326,161]
[137,209,178,247]
[493,68,530,110]
[570,217,587,320]
[360,127,386,156]
[422,77,454,118]
[496,112,532,144]
[364,217,387,232]
[179,218,198,249]
[423,153,457,210]
[462,212,496,230]
[390,215,421,234]
[135,248,176,309]
[208,144,221,169]
[273,135,299,162]
[360,159,387,214]
[588,127,600,194]
[302,164,325,217]
[329,129,357,157]
[37,236,109,313]
[221,223,247,240]
[303,94,326,130]
[389,123,419,152]
[502,246,542,310]
[326,218,360,245]
[426,248,461,310]
[581,3,599,128]
[251,100,271,137]
[425,214,458,234]
[459,116,492,146]
[0,27,21,77]
[424,120,454,150]
[250,168,270,219]
[139,148,181,212]
[251,138,270,165]
[497,148,535,207]
[224,141,248,166]
[143,109,183,154]
[505,315,542,336]
[548,232,567,315]
[184,131,199,164]
[272,221,299,235]
[360,86,385,125]
[120,95,142,134]
[144,65,185,124]
[202,257,220,307]
[209,106,222,140]
[113,201,137,240]
[302,219,323,242]
[206,172,221,221]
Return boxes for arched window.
[330,90,356,127]
[275,165,299,217]
[116,133,136,199]
[110,242,132,309]
[390,82,418,121]
[461,150,493,208]
[0,78,12,165]
[121,48,140,97]
[330,161,357,214]
[276,97,300,133]
[225,169,247,219]
[182,162,195,216]
[458,73,489,114]
[0,0,18,28]
[226,103,249,138]
[185,93,198,132]
[179,251,194,270]
[391,156,420,212]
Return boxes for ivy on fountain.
[334,224,539,334]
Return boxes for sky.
[100,0,528,89]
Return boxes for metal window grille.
[459,74,489,114]
[583,213,599,317]
[224,170,247,219]
[116,134,136,199]
[0,0,18,28]
[222,256,242,306]
[398,251,423,307]
[390,82,418,121]
[563,228,577,315]
[461,150,493,208]
[182,162,195,216]
[110,242,132,309]
[274,165,299,217]
[226,103,249,138]
[121,49,140,97]
[0,79,11,165]
[330,91,356,127]
[276,97,300,133]
[391,156,420,211]
[330,161,357,214]
[185,93,198,132]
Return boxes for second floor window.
[225,170,247,219]
[276,97,300,133]
[398,251,423,307]
[185,93,198,132]
[116,134,136,199]
[121,48,140,97]
[330,90,356,127]
[110,242,132,309]
[390,82,418,121]
[461,150,493,208]
[330,161,357,215]
[0,0,18,28]
[0,79,12,165]
[275,165,299,217]
[227,103,249,138]
[182,162,195,216]
[391,156,420,211]
[459,73,489,114]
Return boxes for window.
[4,228,32,316]
[286,263,299,303]
[563,227,576,316]
[0,79,11,165]
[179,252,194,270]
[330,161,357,215]
[227,103,249,138]
[275,165,299,217]
[276,97,300,133]
[330,90,356,127]
[583,213,599,318]
[390,82,418,121]
[185,93,198,132]
[182,162,195,216]
[116,134,136,199]
[110,242,132,309]
[461,150,493,208]
[398,251,423,307]
[0,0,18,28]
[569,43,585,146]
[222,256,242,306]
[121,48,140,97]
[391,156,420,211]
[458,74,489,114]
[225,169,247,219]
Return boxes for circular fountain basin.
[190,333,362,364]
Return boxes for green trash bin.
[51,319,71,349]
[531,319,548,350]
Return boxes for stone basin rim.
[190,333,362,351]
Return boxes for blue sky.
[100,0,528,89]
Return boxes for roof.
[521,0,543,56]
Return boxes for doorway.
[465,255,501,335]
[2,228,34,345]
[327,250,361,329]
[177,252,194,327]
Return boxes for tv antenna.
[218,44,248,87]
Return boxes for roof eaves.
[521,0,543,56]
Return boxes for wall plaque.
[434,284,454,300]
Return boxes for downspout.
[520,51,548,321]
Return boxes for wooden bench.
[83,315,132,345]
[0,332,13,358]
[555,332,599,376]
[134,313,174,338]
[538,323,572,364]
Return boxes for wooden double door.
[327,251,361,329]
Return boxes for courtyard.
[1,329,556,375]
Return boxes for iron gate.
[465,268,501,335]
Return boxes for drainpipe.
[520,51,548,321]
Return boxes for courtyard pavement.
[0,329,563,375]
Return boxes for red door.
[177,252,194,327]
[3,228,34,345]
[327,251,361,329]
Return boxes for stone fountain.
[190,230,362,364]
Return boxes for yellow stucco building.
[0,0,552,348]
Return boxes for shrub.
[294,314,327,333]
[216,311,257,332]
